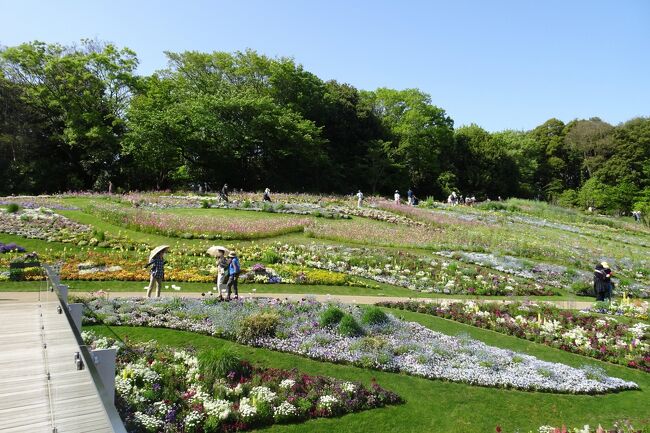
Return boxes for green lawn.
[89,309,650,433]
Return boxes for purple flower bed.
[0,242,26,253]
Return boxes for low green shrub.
[238,312,280,342]
[6,203,20,213]
[198,347,242,391]
[320,306,344,327]
[338,314,363,337]
[93,229,106,242]
[261,202,276,213]
[361,307,389,325]
[478,202,520,212]
[571,281,593,297]
[262,250,282,264]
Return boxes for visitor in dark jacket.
[220,183,229,202]
[593,263,607,301]
[601,262,613,301]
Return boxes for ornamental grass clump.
[6,203,20,213]
[320,306,344,327]
[338,314,364,337]
[238,312,280,342]
[361,306,389,325]
[198,347,249,392]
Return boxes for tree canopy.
[1,39,649,215]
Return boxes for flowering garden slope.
[82,297,637,394]
[88,322,650,433]
[377,300,650,372]
[83,332,401,433]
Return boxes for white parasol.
[206,245,230,257]
[148,245,170,263]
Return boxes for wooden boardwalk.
[0,300,117,433]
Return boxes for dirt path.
[0,290,595,310]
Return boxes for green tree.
[362,88,454,194]
[0,39,139,191]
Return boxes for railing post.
[91,349,117,404]
[67,303,83,332]
[58,284,68,304]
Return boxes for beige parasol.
[149,245,170,263]
[206,245,230,257]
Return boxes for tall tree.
[362,88,454,194]
[0,39,139,191]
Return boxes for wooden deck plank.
[0,301,118,432]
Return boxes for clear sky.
[1,0,648,131]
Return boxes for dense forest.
[1,40,649,215]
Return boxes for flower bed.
[496,421,644,433]
[0,196,79,210]
[82,331,401,432]
[0,242,25,253]
[239,263,379,289]
[378,300,650,372]
[81,297,638,393]
[242,243,559,296]
[583,300,649,321]
[84,203,311,240]
[0,207,91,242]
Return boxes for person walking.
[394,190,401,205]
[220,183,229,202]
[407,188,414,206]
[207,246,229,300]
[593,263,607,301]
[226,251,241,300]
[356,190,364,207]
[145,245,168,298]
[263,188,272,202]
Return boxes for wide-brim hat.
[207,245,229,257]
[228,251,237,258]
[149,245,169,262]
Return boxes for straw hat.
[228,251,237,258]
[601,261,610,269]
[207,245,229,257]
[149,245,169,262]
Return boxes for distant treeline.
[1,40,649,214]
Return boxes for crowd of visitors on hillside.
[142,184,624,302]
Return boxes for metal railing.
[43,264,127,433]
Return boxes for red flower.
[496,426,502,433]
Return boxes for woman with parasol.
[207,245,229,300]
[145,245,169,297]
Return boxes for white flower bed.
[84,297,638,394]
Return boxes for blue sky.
[1,0,648,131]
